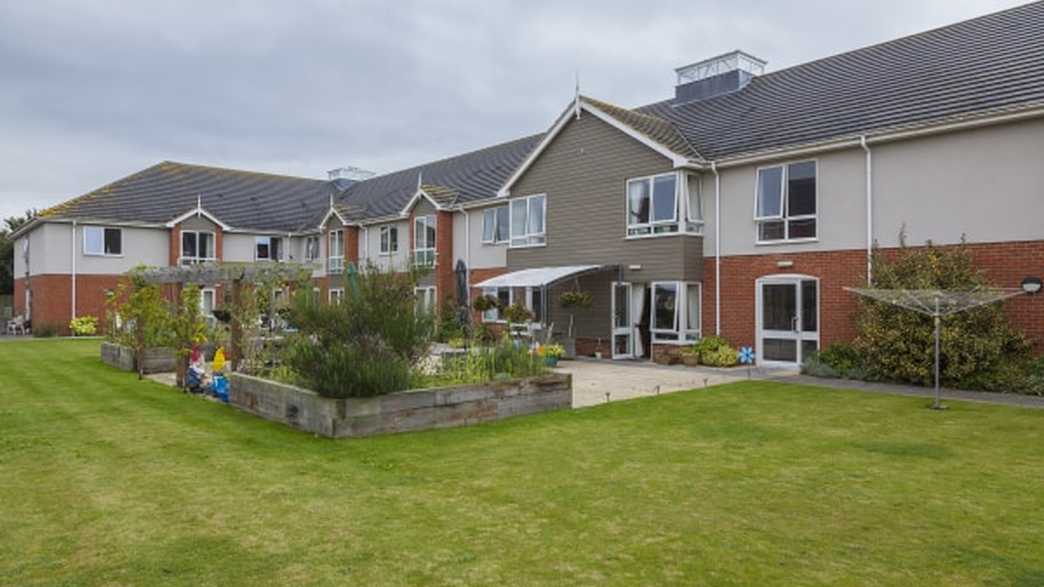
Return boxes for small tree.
[170,285,207,387]
[286,263,435,397]
[108,270,171,379]
[856,239,1030,386]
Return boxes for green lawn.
[2,340,1043,586]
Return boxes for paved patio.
[553,358,780,408]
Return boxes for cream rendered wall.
[19,222,167,276]
[454,208,507,270]
[713,147,867,257]
[223,234,257,263]
[361,221,409,272]
[872,117,1044,247]
[708,117,1044,257]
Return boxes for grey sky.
[0,0,1027,220]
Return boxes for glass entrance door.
[756,277,819,367]
[611,282,633,359]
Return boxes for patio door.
[756,276,819,367]
[611,282,633,359]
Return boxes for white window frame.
[329,288,345,304]
[481,205,510,245]
[180,230,216,265]
[413,215,436,267]
[328,230,344,274]
[305,235,320,262]
[753,159,818,245]
[379,225,399,255]
[414,286,436,315]
[83,226,123,257]
[625,172,706,239]
[200,288,216,315]
[255,236,283,261]
[481,287,514,323]
[650,281,702,344]
[508,194,546,248]
[525,286,545,326]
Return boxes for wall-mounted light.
[628,265,642,271]
[1021,276,1042,295]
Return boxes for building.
[12,3,1044,366]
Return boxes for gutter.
[860,136,873,284]
[710,162,721,336]
[70,220,77,321]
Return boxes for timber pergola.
[138,261,315,374]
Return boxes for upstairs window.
[481,205,510,244]
[84,227,122,256]
[379,225,399,255]
[180,231,215,265]
[328,230,344,274]
[414,215,436,267]
[685,173,704,233]
[627,173,678,236]
[755,161,817,243]
[509,194,546,248]
[256,236,283,261]
[305,236,320,262]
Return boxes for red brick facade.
[14,274,126,335]
[435,211,455,307]
[704,240,1044,354]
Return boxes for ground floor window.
[481,287,513,322]
[650,282,701,343]
[329,288,344,305]
[415,287,436,315]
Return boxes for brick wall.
[435,211,455,307]
[345,226,360,265]
[14,274,126,334]
[706,240,1044,353]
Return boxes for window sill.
[624,231,703,241]
[84,252,124,258]
[755,238,819,246]
[508,243,546,250]
[480,241,508,247]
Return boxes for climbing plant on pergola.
[137,262,314,377]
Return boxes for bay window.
[83,226,122,256]
[482,205,510,244]
[180,231,215,265]
[413,215,436,267]
[380,225,399,255]
[627,172,703,236]
[651,282,702,343]
[755,160,817,242]
[328,229,344,274]
[509,194,546,247]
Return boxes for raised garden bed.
[228,372,573,438]
[101,341,176,374]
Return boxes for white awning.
[474,265,613,289]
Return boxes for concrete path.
[553,359,781,408]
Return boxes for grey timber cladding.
[506,114,703,283]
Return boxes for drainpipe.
[860,135,873,284]
[710,162,721,336]
[463,208,471,305]
[70,220,77,321]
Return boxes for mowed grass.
[1,340,1043,586]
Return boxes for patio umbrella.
[454,260,470,328]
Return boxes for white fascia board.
[399,188,445,217]
[318,206,347,230]
[165,207,231,231]
[497,100,699,198]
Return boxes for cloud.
[0,0,1025,219]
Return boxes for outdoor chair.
[6,315,27,336]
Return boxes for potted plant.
[473,294,500,314]
[502,302,533,324]
[538,343,565,367]
[559,288,592,359]
[680,346,701,367]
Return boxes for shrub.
[855,239,1030,387]
[809,342,864,378]
[69,316,98,336]
[436,298,466,342]
[425,336,547,387]
[801,351,840,378]
[702,346,739,367]
[286,264,435,398]
[691,335,729,363]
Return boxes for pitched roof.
[580,96,699,160]
[331,134,541,221]
[638,1,1044,159]
[42,161,335,232]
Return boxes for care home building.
[12,3,1044,366]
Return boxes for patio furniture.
[6,315,28,336]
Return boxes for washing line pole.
[933,297,942,410]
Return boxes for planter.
[681,353,701,367]
[543,356,560,367]
[101,341,176,374]
[228,372,573,438]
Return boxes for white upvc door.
[755,276,820,368]
[611,282,634,359]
